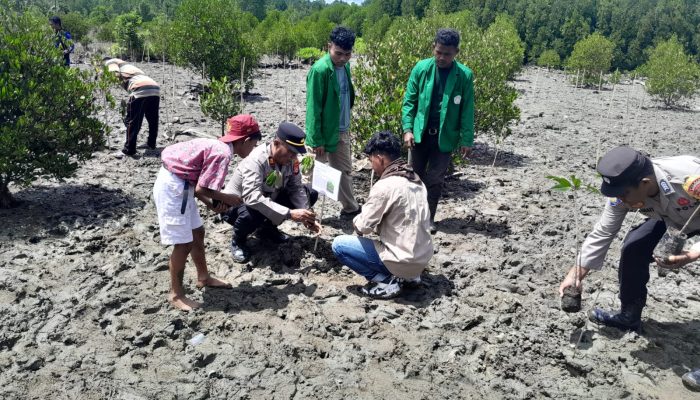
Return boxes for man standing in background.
[402,28,475,233]
[49,16,74,67]
[305,26,361,219]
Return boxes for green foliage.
[199,77,242,136]
[353,10,521,155]
[353,37,367,55]
[143,14,174,61]
[637,36,700,108]
[566,32,615,86]
[96,19,116,42]
[60,12,90,44]
[113,12,144,60]
[609,69,622,85]
[537,49,561,69]
[0,5,107,207]
[546,175,599,194]
[296,47,324,64]
[484,14,524,79]
[171,0,258,82]
[300,155,314,174]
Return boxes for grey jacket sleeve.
[577,200,629,270]
[240,163,291,226]
[285,166,309,209]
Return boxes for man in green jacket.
[402,28,475,233]
[305,26,361,218]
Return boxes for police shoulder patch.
[659,179,674,195]
[608,197,623,207]
[683,175,700,200]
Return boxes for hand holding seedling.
[559,265,590,297]
[654,250,700,269]
[290,209,316,225]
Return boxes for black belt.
[180,181,189,214]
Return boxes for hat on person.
[276,122,307,154]
[597,146,654,197]
[220,114,260,143]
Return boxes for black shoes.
[588,303,643,331]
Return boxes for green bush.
[113,12,144,60]
[353,36,367,55]
[171,0,258,83]
[60,12,90,44]
[200,77,242,136]
[143,14,173,61]
[484,14,524,79]
[537,49,561,69]
[96,19,116,42]
[296,47,324,64]
[638,36,700,107]
[353,11,521,155]
[566,32,615,86]
[0,6,107,207]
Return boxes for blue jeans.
[332,235,391,282]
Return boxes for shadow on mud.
[345,272,453,308]
[0,183,144,241]
[468,142,528,168]
[201,280,317,314]
[438,215,511,238]
[630,318,700,377]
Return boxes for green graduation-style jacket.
[401,57,475,152]
[305,53,355,153]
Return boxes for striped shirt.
[127,74,160,98]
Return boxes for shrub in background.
[566,32,615,86]
[0,6,107,207]
[638,35,700,108]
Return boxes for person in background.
[305,26,361,220]
[401,28,475,233]
[106,60,160,158]
[49,16,74,67]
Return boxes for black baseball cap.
[597,146,654,197]
[276,122,306,154]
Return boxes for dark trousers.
[222,185,318,244]
[411,131,452,220]
[123,96,159,154]
[618,218,667,307]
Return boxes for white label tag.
[454,95,461,105]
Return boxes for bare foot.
[196,275,232,289]
[168,293,202,311]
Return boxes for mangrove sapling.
[547,174,600,312]
[200,76,242,136]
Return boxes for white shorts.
[153,167,203,245]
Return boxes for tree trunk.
[0,178,15,209]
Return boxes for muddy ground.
[1,61,699,400]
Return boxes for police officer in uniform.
[222,122,319,262]
[559,146,700,336]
